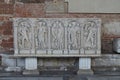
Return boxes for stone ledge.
[9,54,101,58]
[77,69,94,75]
[23,70,39,75]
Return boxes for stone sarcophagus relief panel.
[13,18,101,57]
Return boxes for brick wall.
[0,0,14,53]
[0,4,13,14]
[17,0,44,3]
[0,1,120,54]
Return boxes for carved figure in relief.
[68,21,80,49]
[51,21,64,49]
[18,21,32,49]
[36,21,47,49]
[84,21,97,48]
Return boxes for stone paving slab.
[87,76,120,80]
[0,77,63,80]
[94,71,120,76]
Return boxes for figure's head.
[37,21,46,27]
[68,21,78,28]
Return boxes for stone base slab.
[5,67,22,72]
[77,69,93,75]
[23,70,39,75]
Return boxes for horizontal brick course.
[0,3,14,14]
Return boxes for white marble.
[13,18,101,57]
[25,58,37,70]
[113,38,120,53]
[79,58,91,70]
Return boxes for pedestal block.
[77,58,93,75]
[23,58,39,75]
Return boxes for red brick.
[0,21,13,35]
[18,0,44,3]
[14,3,45,17]
[3,30,12,35]
[0,42,13,48]
[0,29,4,34]
[0,16,12,21]
[0,3,14,14]
[0,42,14,53]
[7,37,13,43]
[0,0,4,3]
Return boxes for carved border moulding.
[13,18,101,57]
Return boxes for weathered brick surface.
[102,38,113,53]
[0,3,14,14]
[0,0,4,3]
[0,15,12,21]
[0,21,13,35]
[17,0,44,3]
[0,15,13,53]
[14,3,45,17]
[1,38,13,49]
[0,36,13,53]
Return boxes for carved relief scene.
[51,20,65,50]
[67,20,81,50]
[83,20,100,54]
[35,20,48,50]
[17,20,32,49]
[83,21,97,49]
[13,18,101,56]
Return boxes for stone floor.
[0,70,120,80]
[1,74,120,80]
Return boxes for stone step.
[1,75,120,80]
[87,76,120,80]
[69,74,120,80]
[0,77,63,80]
[39,70,76,76]
[94,71,120,76]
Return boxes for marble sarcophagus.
[13,18,101,57]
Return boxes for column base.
[23,70,39,75]
[77,69,93,75]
